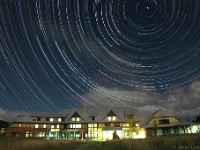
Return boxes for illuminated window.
[43,124,46,128]
[108,117,112,121]
[58,118,62,122]
[88,124,97,128]
[51,125,54,128]
[72,117,80,121]
[50,118,54,122]
[56,124,59,129]
[70,124,81,128]
[18,124,22,128]
[88,124,98,138]
[136,123,139,127]
[35,124,38,128]
[72,117,76,121]
[26,124,31,128]
[113,116,116,121]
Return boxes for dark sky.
[0,0,200,115]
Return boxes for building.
[142,109,198,136]
[5,108,199,140]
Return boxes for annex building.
[5,108,199,140]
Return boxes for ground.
[0,134,200,150]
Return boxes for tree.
[125,115,137,138]
[193,115,200,123]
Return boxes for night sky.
[0,0,200,115]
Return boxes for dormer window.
[58,118,62,122]
[107,116,117,121]
[50,118,54,122]
[72,117,80,122]
[159,119,170,124]
[90,116,95,121]
[104,110,119,121]
[70,112,83,122]
[108,117,112,121]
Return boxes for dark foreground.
[0,134,200,150]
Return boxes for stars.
[0,0,200,113]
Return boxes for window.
[35,124,38,128]
[69,124,81,128]
[90,116,95,121]
[105,123,111,127]
[46,117,49,121]
[58,118,62,122]
[26,124,31,128]
[159,119,170,124]
[71,117,80,122]
[113,116,116,121]
[50,118,54,122]
[114,123,120,127]
[18,124,22,128]
[37,117,41,121]
[88,124,98,138]
[51,125,54,128]
[43,124,46,128]
[108,117,112,121]
[61,117,65,121]
[32,117,37,121]
[88,123,97,128]
[56,124,59,129]
[107,116,117,121]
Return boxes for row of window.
[32,117,65,122]
[32,116,118,122]
[18,123,120,129]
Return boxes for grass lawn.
[0,134,200,150]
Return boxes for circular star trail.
[0,0,200,112]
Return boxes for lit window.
[35,124,38,128]
[18,124,22,128]
[43,124,46,128]
[58,118,62,122]
[72,117,75,121]
[136,123,139,127]
[56,124,59,129]
[26,124,31,128]
[50,118,54,122]
[113,116,116,121]
[70,124,81,128]
[76,124,81,128]
[77,117,80,121]
[108,117,111,121]
[51,125,54,128]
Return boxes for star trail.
[0,0,200,113]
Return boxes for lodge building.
[5,108,199,140]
